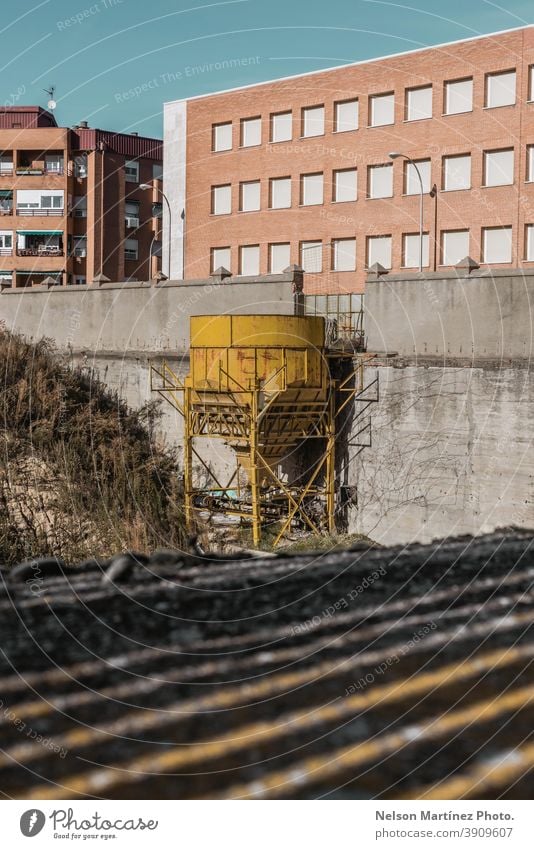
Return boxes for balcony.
[0,247,12,256]
[16,208,64,217]
[17,246,64,257]
[0,207,13,216]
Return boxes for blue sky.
[4,0,534,137]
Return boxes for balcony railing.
[17,247,64,257]
[16,208,64,216]
[0,247,12,256]
[0,168,13,176]
[0,207,13,216]
[15,167,64,176]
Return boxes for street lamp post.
[140,183,171,279]
[389,151,424,273]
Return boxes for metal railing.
[16,208,64,216]
[16,248,63,257]
[304,293,365,346]
[0,208,13,215]
[0,248,12,256]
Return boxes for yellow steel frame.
[151,353,377,548]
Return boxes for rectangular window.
[368,163,393,198]
[369,92,394,127]
[270,111,292,142]
[527,146,534,182]
[485,70,516,108]
[240,180,261,212]
[444,78,473,115]
[74,155,87,178]
[152,163,163,180]
[211,246,231,272]
[125,160,139,182]
[41,194,63,209]
[212,184,232,215]
[301,172,324,206]
[405,86,432,121]
[212,122,232,152]
[45,154,63,173]
[74,276,86,285]
[300,240,322,272]
[333,168,357,202]
[0,230,12,251]
[482,226,512,263]
[240,116,261,147]
[0,155,12,174]
[526,224,534,260]
[403,233,429,268]
[405,159,431,194]
[301,105,324,138]
[484,148,514,187]
[367,235,392,269]
[73,236,87,257]
[72,196,87,217]
[125,200,140,217]
[530,65,534,102]
[332,238,356,271]
[17,189,64,211]
[443,154,471,191]
[334,99,359,132]
[269,176,291,209]
[124,238,138,260]
[441,229,469,265]
[239,244,260,275]
[269,242,291,273]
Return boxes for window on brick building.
[483,148,514,186]
[527,146,534,182]
[269,176,291,209]
[301,172,324,206]
[240,180,261,212]
[404,159,431,194]
[369,92,394,127]
[211,246,231,272]
[240,117,262,147]
[525,225,534,260]
[332,238,356,271]
[300,240,322,272]
[441,230,469,265]
[334,99,359,132]
[269,242,291,273]
[485,70,516,108]
[529,66,534,102]
[124,238,138,260]
[125,161,139,182]
[444,78,473,114]
[211,184,232,215]
[405,86,432,121]
[482,226,512,263]
[301,105,325,137]
[270,111,292,142]
[367,235,392,268]
[443,154,471,191]
[212,122,232,152]
[239,244,260,275]
[333,168,357,202]
[368,163,393,198]
[403,233,430,268]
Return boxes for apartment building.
[0,106,163,288]
[164,25,534,293]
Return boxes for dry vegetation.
[0,329,185,566]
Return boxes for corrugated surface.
[71,129,162,160]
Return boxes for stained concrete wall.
[0,272,300,354]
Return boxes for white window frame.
[269,177,291,209]
[527,146,534,182]
[333,168,358,202]
[239,244,260,275]
[405,160,431,195]
[301,172,324,206]
[240,181,261,212]
[0,230,12,250]
[301,105,325,138]
[443,154,471,191]
[482,226,512,264]
[212,184,232,215]
[211,246,231,272]
[367,235,392,269]
[405,86,432,121]
[369,93,394,127]
[368,163,393,199]
[483,148,514,187]
[125,160,139,183]
[240,117,262,148]
[124,237,138,260]
[213,122,232,152]
[269,242,291,273]
[485,70,516,108]
[270,111,292,143]
[300,240,322,272]
[402,233,430,268]
[444,78,473,115]
[441,230,470,266]
[525,224,534,260]
[334,99,359,132]
[332,238,356,271]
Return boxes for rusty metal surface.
[1,530,533,800]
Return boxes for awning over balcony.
[16,270,63,275]
[16,230,63,235]
[0,190,13,197]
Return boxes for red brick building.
[0,107,162,287]
[164,25,534,293]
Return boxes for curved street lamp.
[389,151,424,273]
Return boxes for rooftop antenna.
[43,86,56,112]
